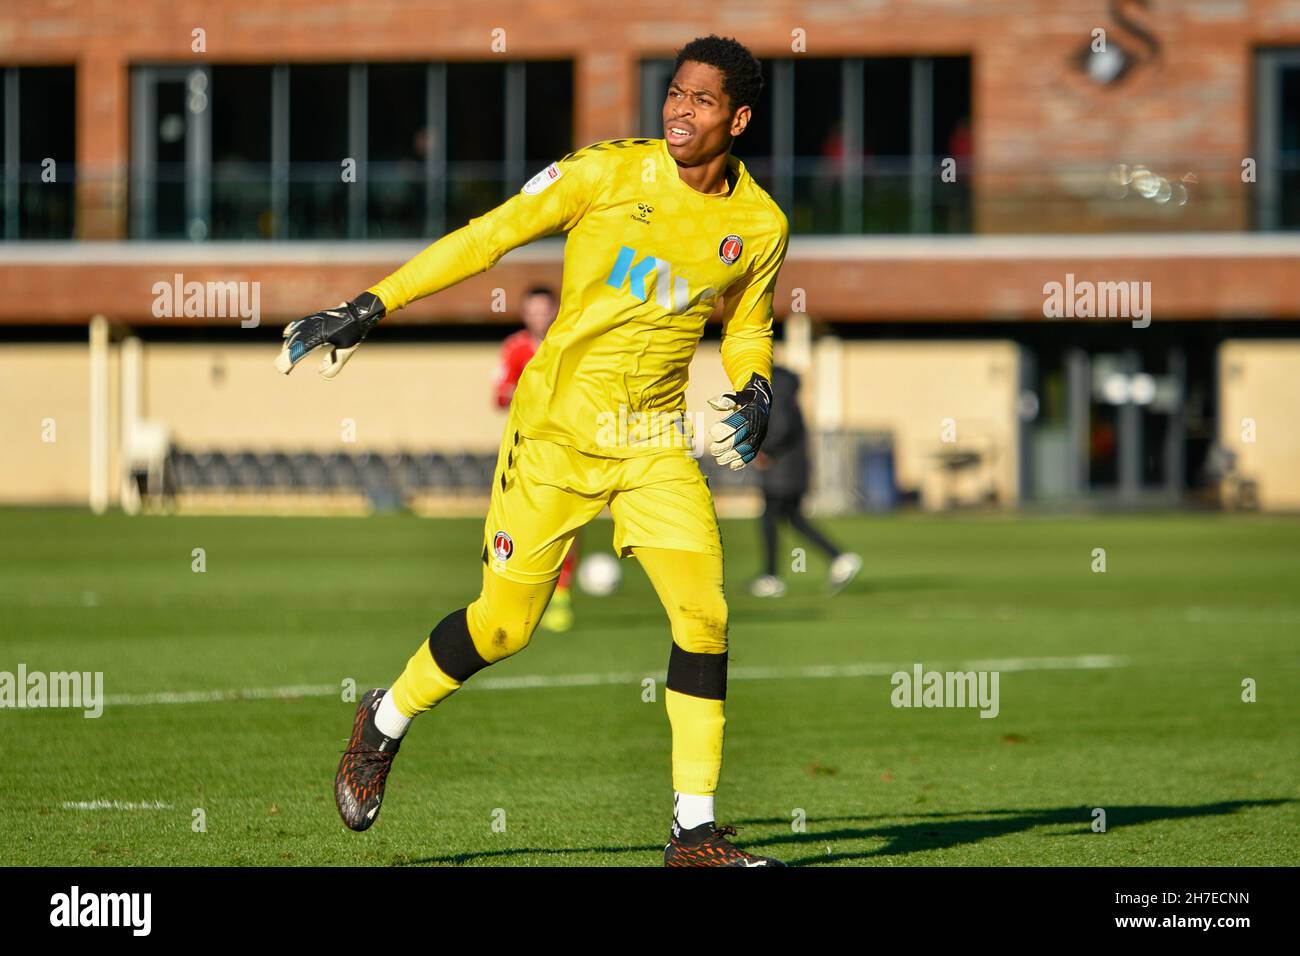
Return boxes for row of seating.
[165,448,756,494]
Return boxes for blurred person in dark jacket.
[751,366,862,597]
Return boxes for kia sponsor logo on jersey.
[493,531,514,561]
[718,234,743,265]
[605,245,718,315]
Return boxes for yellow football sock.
[390,569,555,718]
[665,688,726,794]
[389,639,461,717]
[632,546,729,795]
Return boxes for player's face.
[663,61,750,164]
[521,292,557,338]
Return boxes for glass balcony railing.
[0,166,77,240]
[0,155,1288,241]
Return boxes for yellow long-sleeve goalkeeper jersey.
[368,137,789,457]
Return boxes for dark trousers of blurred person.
[752,366,862,598]
[761,493,841,573]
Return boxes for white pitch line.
[61,801,173,811]
[104,683,339,706]
[954,654,1124,672]
[100,655,1126,708]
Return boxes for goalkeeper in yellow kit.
[276,35,789,867]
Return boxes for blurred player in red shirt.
[494,285,578,631]
[494,286,555,408]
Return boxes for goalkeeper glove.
[274,291,386,379]
[707,372,773,471]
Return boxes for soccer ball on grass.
[577,552,622,596]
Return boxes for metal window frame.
[909,57,934,234]
[1116,348,1142,503]
[3,66,80,240]
[426,62,447,237]
[348,64,368,239]
[131,58,562,241]
[1065,348,1091,497]
[841,59,865,234]
[271,65,289,239]
[770,59,794,214]
[1255,48,1300,231]
[129,64,211,240]
[504,61,526,193]
[639,60,673,137]
[2,68,18,240]
[637,54,945,235]
[1164,346,1187,499]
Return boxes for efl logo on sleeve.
[522,163,563,195]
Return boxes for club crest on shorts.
[492,531,514,561]
[718,234,743,265]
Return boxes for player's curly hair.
[674,35,763,111]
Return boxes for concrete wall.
[2,336,1025,510]
[137,340,736,455]
[835,340,1021,509]
[145,342,504,453]
[15,336,1300,512]
[1219,340,1300,511]
[0,338,735,504]
[0,344,118,504]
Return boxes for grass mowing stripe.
[91,654,1127,706]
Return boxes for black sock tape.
[666,642,728,701]
[428,607,489,683]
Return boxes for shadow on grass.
[395,798,1291,867]
[739,799,1294,866]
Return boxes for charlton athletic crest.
[718,234,743,265]
[493,531,514,562]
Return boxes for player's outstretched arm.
[275,147,609,379]
[370,148,610,313]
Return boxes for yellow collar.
[658,138,746,199]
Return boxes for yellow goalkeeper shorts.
[481,408,722,584]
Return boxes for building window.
[130,60,574,240]
[211,66,272,240]
[367,63,428,240]
[445,62,506,231]
[640,55,971,234]
[1,66,77,240]
[1256,48,1300,231]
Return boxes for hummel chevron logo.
[605,246,717,315]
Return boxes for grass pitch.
[0,509,1296,866]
